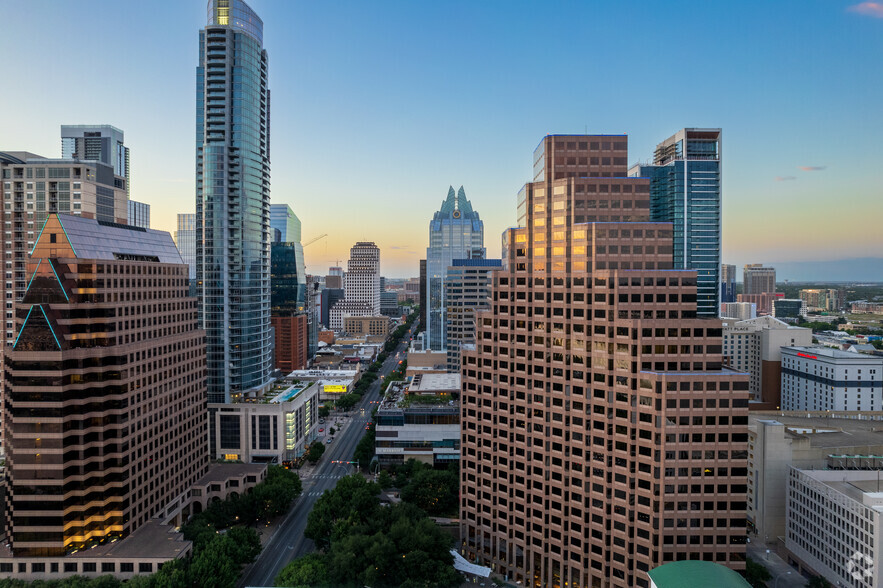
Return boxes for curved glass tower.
[197,0,272,403]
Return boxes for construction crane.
[303,233,328,247]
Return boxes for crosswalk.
[308,473,346,480]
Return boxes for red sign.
[797,352,817,360]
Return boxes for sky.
[2,0,882,279]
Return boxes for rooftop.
[196,462,266,486]
[409,373,461,393]
[750,413,883,448]
[647,560,750,588]
[40,214,183,265]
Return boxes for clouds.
[848,2,883,18]
[774,165,826,182]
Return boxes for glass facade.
[197,0,272,403]
[425,186,485,351]
[633,129,721,317]
[271,241,306,313]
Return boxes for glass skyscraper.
[630,129,722,317]
[197,0,272,403]
[425,186,485,351]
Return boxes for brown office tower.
[460,136,749,588]
[3,214,208,556]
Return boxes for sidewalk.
[746,538,806,588]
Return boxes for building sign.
[797,352,817,359]
[324,384,347,394]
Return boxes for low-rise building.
[772,298,807,320]
[343,315,390,337]
[786,468,883,588]
[284,368,360,402]
[406,348,448,378]
[748,413,883,542]
[781,346,883,411]
[375,375,460,467]
[207,381,320,464]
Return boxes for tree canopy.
[280,475,458,588]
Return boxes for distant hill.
[772,258,883,283]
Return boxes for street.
[238,336,409,588]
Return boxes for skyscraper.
[3,214,207,556]
[460,134,749,587]
[60,124,129,197]
[329,242,380,331]
[743,264,776,295]
[425,186,485,350]
[630,129,722,317]
[196,0,272,404]
[721,263,737,304]
[443,258,501,372]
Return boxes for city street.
[238,335,410,588]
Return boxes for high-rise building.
[743,264,776,296]
[722,302,757,321]
[174,213,197,283]
[60,124,129,197]
[320,288,344,328]
[630,129,722,317]
[419,258,427,330]
[460,134,749,588]
[444,258,501,372]
[721,263,737,304]
[2,214,207,556]
[0,152,127,348]
[196,0,272,404]
[329,242,380,331]
[127,199,150,229]
[425,186,485,350]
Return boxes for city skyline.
[2,1,882,278]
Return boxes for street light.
[774,571,791,588]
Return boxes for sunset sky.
[2,0,882,278]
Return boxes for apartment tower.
[60,124,129,197]
[630,129,722,317]
[196,0,272,404]
[2,214,207,556]
[425,186,485,350]
[460,135,749,588]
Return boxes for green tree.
[744,558,772,588]
[353,424,376,468]
[318,404,331,418]
[150,557,190,587]
[401,468,459,516]
[307,440,326,463]
[275,553,329,587]
[377,469,393,489]
[226,526,262,563]
[304,474,381,550]
[189,535,241,588]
